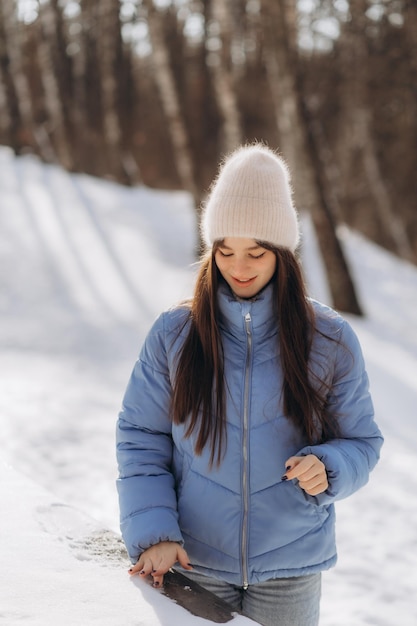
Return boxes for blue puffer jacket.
[116,283,383,586]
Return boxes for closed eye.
[217,248,266,259]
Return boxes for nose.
[232,257,250,277]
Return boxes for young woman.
[116,144,383,626]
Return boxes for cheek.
[214,255,228,275]
[263,259,276,282]
[268,263,276,278]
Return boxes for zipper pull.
[244,312,251,333]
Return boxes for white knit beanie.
[202,144,299,251]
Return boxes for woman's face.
[214,237,276,299]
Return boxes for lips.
[232,276,256,287]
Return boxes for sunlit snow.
[1,147,416,625]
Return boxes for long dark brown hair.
[171,241,341,466]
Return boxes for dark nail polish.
[281,475,288,481]
[153,581,160,587]
[128,568,133,573]
[140,569,145,575]
[285,465,292,471]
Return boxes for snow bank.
[0,459,256,625]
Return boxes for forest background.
[0,0,416,313]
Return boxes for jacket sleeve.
[116,313,183,563]
[297,319,383,506]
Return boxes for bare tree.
[97,0,122,154]
[260,0,362,314]
[66,0,90,169]
[338,0,414,262]
[0,11,12,141]
[404,0,417,75]
[36,0,72,168]
[0,0,37,152]
[142,0,199,207]
[95,0,140,182]
[206,0,242,153]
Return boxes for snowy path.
[0,147,196,529]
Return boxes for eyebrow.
[219,243,263,251]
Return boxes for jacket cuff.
[120,507,184,563]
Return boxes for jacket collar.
[217,281,278,339]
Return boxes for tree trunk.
[142,1,200,207]
[206,0,242,153]
[95,0,140,182]
[0,11,12,140]
[66,0,104,177]
[260,0,363,314]
[36,0,73,168]
[339,0,414,263]
[0,0,37,152]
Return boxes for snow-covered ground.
[1,146,416,625]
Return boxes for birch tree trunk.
[69,0,89,165]
[67,0,108,177]
[95,0,140,182]
[260,0,362,314]
[36,0,72,168]
[206,0,242,153]
[142,0,199,207]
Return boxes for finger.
[177,547,193,570]
[130,557,155,577]
[284,455,322,480]
[128,558,145,575]
[300,457,327,484]
[151,573,165,588]
[299,476,324,490]
[284,456,299,473]
[296,465,323,482]
[300,480,328,496]
[281,456,305,480]
[149,558,170,577]
[299,474,328,495]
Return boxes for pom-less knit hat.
[202,144,299,252]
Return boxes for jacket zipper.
[241,310,252,589]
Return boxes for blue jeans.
[180,569,321,626]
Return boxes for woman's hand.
[128,541,192,587]
[282,454,328,496]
